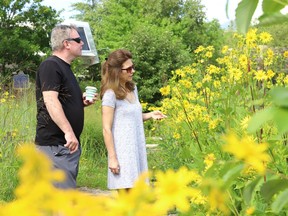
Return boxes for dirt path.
[78,187,112,196]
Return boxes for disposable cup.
[85,86,97,102]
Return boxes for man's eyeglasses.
[64,37,82,43]
[121,65,135,73]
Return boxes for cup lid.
[85,86,97,90]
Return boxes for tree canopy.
[0,0,60,79]
[72,0,225,104]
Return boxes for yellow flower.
[190,188,207,205]
[173,132,181,139]
[259,32,272,43]
[254,70,267,81]
[190,68,197,74]
[246,206,255,215]
[208,187,230,215]
[206,45,214,51]
[205,51,213,58]
[266,69,275,79]
[175,69,185,77]
[239,54,248,69]
[159,85,171,96]
[246,29,257,44]
[179,79,192,88]
[221,76,227,83]
[284,75,288,85]
[195,45,205,53]
[154,167,199,212]
[213,80,221,89]
[222,133,270,175]
[228,68,243,81]
[241,116,251,129]
[204,153,216,170]
[283,51,288,58]
[208,119,219,130]
[207,65,220,74]
[12,131,17,138]
[203,74,212,83]
[195,82,202,89]
[107,173,159,216]
[221,45,229,54]
[266,48,274,58]
[141,101,148,110]
[3,91,9,97]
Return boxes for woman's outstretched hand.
[150,110,167,120]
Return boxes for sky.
[42,0,263,25]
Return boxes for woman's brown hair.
[100,49,135,99]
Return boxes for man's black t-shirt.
[35,56,84,146]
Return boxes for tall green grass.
[77,102,107,189]
[0,87,36,202]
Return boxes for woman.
[100,49,166,190]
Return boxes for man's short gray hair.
[50,24,78,51]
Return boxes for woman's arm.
[142,110,167,121]
[102,105,120,174]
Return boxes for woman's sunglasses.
[121,65,135,73]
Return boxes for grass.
[0,86,168,200]
[77,157,107,189]
[0,88,36,202]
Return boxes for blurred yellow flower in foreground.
[1,144,206,215]
[222,133,270,175]
[154,167,201,212]
[208,187,230,215]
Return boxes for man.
[35,24,96,189]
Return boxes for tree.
[72,0,224,104]
[126,22,191,103]
[0,0,60,79]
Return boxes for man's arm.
[43,91,79,153]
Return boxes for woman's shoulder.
[104,88,115,95]
[103,88,116,99]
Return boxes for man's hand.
[83,92,99,106]
[64,131,79,154]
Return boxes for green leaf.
[222,164,244,186]
[262,0,285,14]
[260,179,288,201]
[236,0,259,34]
[243,176,262,204]
[271,189,288,213]
[259,12,288,26]
[270,87,288,108]
[274,107,288,134]
[247,107,275,133]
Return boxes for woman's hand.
[150,110,167,120]
[109,156,120,175]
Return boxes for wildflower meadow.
[1,28,288,215]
